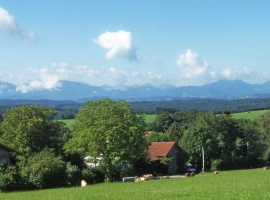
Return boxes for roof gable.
[0,143,13,152]
[148,142,180,161]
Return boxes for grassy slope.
[232,110,269,120]
[2,168,270,200]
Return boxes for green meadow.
[232,110,269,120]
[60,110,270,129]
[2,168,270,200]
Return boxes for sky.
[0,1,270,93]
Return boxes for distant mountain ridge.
[1,79,270,101]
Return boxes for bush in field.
[65,163,82,186]
[82,167,105,184]
[21,148,66,189]
[210,159,223,171]
[0,164,21,192]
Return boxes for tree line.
[2,97,270,120]
[146,109,270,171]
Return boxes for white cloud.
[221,68,232,79]
[94,30,137,61]
[0,7,38,41]
[0,7,20,33]
[219,66,268,83]
[177,49,209,78]
[16,68,61,93]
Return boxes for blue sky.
[0,1,270,93]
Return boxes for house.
[148,142,181,174]
[83,156,102,167]
[0,143,14,164]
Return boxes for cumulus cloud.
[177,49,209,78]
[0,7,20,33]
[16,69,61,93]
[219,66,266,83]
[175,49,219,85]
[0,7,38,41]
[94,30,137,61]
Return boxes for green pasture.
[143,114,157,123]
[232,110,269,120]
[59,119,74,130]
[2,168,270,200]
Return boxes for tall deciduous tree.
[0,105,65,158]
[64,99,147,182]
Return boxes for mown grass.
[59,119,74,130]
[143,114,157,123]
[2,168,270,200]
[232,110,269,120]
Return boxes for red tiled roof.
[148,142,176,161]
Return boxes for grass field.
[2,168,270,200]
[59,119,74,130]
[143,114,157,123]
[232,110,269,120]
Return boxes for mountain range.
[1,79,270,101]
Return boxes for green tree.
[64,99,147,182]
[152,112,173,133]
[0,105,65,158]
[145,131,168,143]
[254,111,270,160]
[179,111,217,168]
[180,111,265,171]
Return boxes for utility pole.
[202,147,205,175]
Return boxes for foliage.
[64,99,148,182]
[179,111,268,171]
[81,167,105,184]
[145,131,169,143]
[65,163,82,186]
[149,109,198,143]
[256,110,270,160]
[21,148,66,189]
[151,112,173,133]
[0,105,66,157]
[160,157,172,165]
[0,164,21,192]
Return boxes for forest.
[1,97,270,119]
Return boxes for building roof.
[0,143,13,151]
[148,142,179,161]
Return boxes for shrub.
[65,163,81,186]
[21,148,66,189]
[0,164,21,192]
[82,167,105,184]
[210,159,222,171]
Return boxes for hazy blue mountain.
[1,79,270,101]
